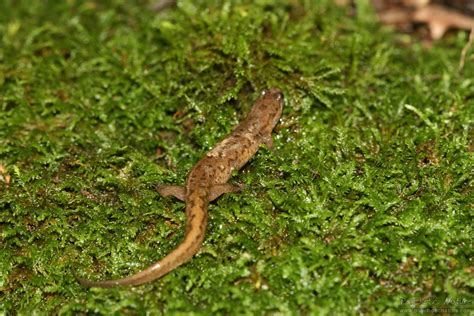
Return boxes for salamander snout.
[261,88,283,102]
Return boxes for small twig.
[151,0,177,12]
[459,27,474,72]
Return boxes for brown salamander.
[78,88,284,287]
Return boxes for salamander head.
[255,87,284,133]
[261,87,283,99]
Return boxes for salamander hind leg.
[209,183,243,201]
[157,185,186,201]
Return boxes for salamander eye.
[274,91,283,101]
[268,89,283,101]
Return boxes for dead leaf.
[0,164,11,186]
[413,4,474,39]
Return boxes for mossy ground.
[0,0,472,314]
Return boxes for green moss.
[1,0,472,314]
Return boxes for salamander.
[78,88,284,287]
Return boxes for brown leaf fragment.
[403,0,430,8]
[413,4,474,39]
[378,8,411,25]
[0,164,11,186]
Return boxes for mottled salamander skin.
[78,88,284,287]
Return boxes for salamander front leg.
[209,183,243,201]
[260,134,274,150]
[156,185,186,201]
